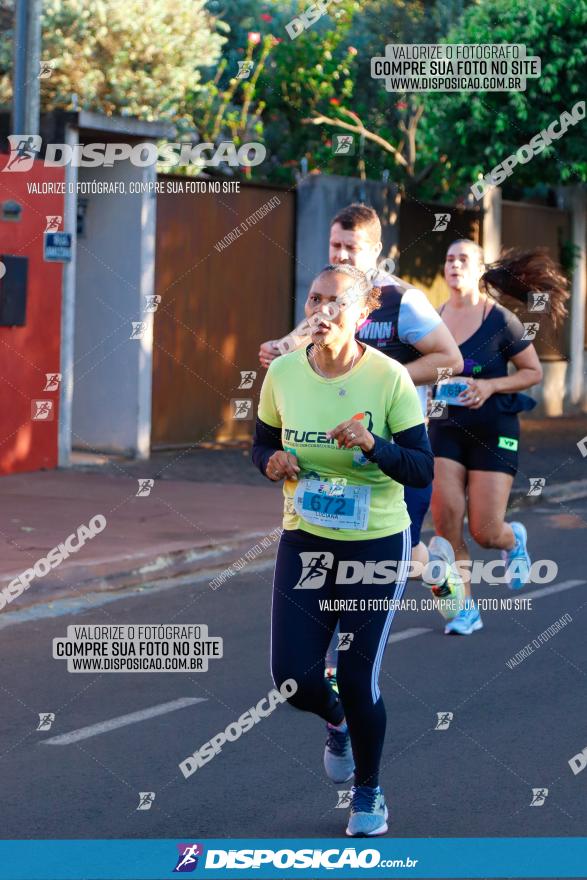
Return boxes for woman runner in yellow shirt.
[252,264,433,836]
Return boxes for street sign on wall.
[44,231,72,262]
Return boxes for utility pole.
[11,0,42,136]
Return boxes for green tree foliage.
[0,0,227,126]
[208,0,466,183]
[177,31,275,177]
[196,0,362,181]
[0,0,14,104]
[229,0,361,181]
[300,0,468,187]
[418,0,587,198]
[347,0,466,134]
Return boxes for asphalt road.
[1,500,586,853]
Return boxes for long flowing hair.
[450,240,570,328]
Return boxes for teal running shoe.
[346,785,388,837]
[426,536,466,620]
[444,603,483,635]
[324,723,354,783]
[502,522,531,590]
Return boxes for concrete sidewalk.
[0,469,282,611]
[1,414,586,614]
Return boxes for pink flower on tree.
[248,31,261,44]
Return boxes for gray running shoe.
[324,723,354,783]
[346,785,388,837]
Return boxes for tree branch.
[302,113,409,170]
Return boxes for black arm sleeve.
[251,417,283,478]
[363,423,434,487]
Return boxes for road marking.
[522,579,586,602]
[39,697,207,745]
[388,626,432,644]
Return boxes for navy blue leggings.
[325,486,430,668]
[270,526,411,787]
[404,483,433,547]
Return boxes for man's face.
[328,223,382,273]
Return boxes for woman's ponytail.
[481,248,569,328]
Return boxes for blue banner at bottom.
[0,838,584,879]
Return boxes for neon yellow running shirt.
[258,344,425,541]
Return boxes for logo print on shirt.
[284,412,372,448]
[357,319,394,342]
[463,357,482,376]
[354,410,373,432]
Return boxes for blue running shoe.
[324,723,354,783]
[346,785,388,837]
[501,522,531,590]
[444,603,483,635]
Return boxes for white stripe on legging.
[269,539,279,691]
[371,526,411,704]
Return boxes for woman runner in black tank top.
[427,239,569,635]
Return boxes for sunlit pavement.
[0,499,585,841]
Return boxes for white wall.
[72,159,155,455]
